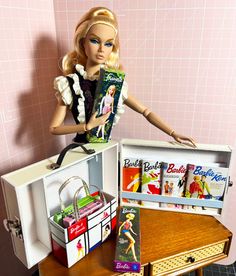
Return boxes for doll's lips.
[97,55,105,60]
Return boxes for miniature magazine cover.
[86,67,125,143]
[184,164,228,213]
[141,160,161,207]
[161,162,187,209]
[114,206,141,273]
[122,158,142,204]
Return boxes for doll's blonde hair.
[107,85,116,95]
[62,7,120,75]
[126,213,135,220]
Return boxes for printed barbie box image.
[141,159,161,207]
[185,164,228,201]
[122,158,142,204]
[114,206,141,273]
[86,68,125,142]
[161,162,187,209]
[184,164,228,213]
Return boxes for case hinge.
[3,217,23,240]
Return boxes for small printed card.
[184,164,228,213]
[185,164,228,200]
[141,160,161,207]
[122,158,142,204]
[161,162,187,209]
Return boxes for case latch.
[3,217,23,240]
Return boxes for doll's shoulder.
[53,72,81,106]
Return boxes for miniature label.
[141,159,161,207]
[161,162,187,209]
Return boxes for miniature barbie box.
[49,176,117,267]
[86,67,125,143]
[1,141,118,269]
[114,206,141,273]
[120,139,233,216]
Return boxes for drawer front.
[121,266,144,276]
[151,241,226,275]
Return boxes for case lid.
[1,141,119,269]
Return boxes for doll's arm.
[49,98,86,135]
[124,94,196,146]
[49,97,110,135]
[118,222,125,236]
[130,227,137,236]
[99,97,105,115]
[111,98,114,113]
[205,182,211,195]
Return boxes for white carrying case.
[1,141,118,269]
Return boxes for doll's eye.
[90,38,99,45]
[104,42,113,47]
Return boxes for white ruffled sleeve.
[113,80,128,125]
[53,76,73,106]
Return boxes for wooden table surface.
[39,209,232,276]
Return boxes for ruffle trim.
[75,64,99,81]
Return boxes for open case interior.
[1,141,118,268]
[120,139,232,216]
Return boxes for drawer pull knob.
[186,256,195,263]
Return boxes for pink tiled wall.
[1,1,236,274]
[0,1,65,177]
[0,1,64,275]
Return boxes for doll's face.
[83,24,116,66]
[108,86,115,95]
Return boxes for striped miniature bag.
[49,176,117,267]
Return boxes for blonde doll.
[96,84,116,139]
[118,213,137,261]
[49,7,195,146]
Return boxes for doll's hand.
[171,132,196,147]
[87,111,111,131]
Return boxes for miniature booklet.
[122,158,142,204]
[161,162,187,209]
[184,164,228,213]
[141,159,161,207]
[86,67,125,143]
[114,206,141,273]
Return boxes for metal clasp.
[3,217,23,240]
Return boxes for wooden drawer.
[121,266,145,275]
[150,240,229,276]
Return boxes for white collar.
[75,64,100,81]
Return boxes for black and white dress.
[54,64,128,143]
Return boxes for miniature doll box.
[120,139,232,216]
[1,141,118,269]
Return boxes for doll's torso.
[66,72,97,143]
[123,220,132,230]
[102,94,113,114]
